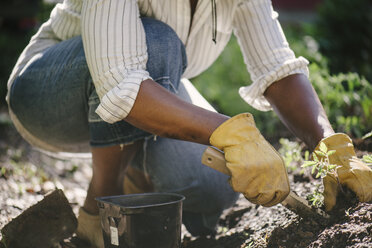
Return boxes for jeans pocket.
[88,92,103,123]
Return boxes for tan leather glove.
[210,113,290,207]
[315,133,372,211]
[76,207,104,248]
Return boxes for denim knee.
[142,18,187,93]
[9,36,92,146]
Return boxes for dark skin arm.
[264,73,334,151]
[85,78,227,214]
[125,79,229,145]
[126,74,334,150]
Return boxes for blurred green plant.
[2,0,372,145]
[362,131,372,140]
[363,154,372,166]
[309,62,372,138]
[278,138,308,172]
[286,27,372,138]
[192,26,372,141]
[314,0,372,82]
[191,35,289,140]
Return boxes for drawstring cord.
[211,0,217,43]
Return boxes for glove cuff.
[210,113,258,149]
[315,133,355,155]
[315,133,356,168]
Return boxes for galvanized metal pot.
[96,193,185,248]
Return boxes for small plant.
[306,185,324,208]
[302,142,338,179]
[301,142,339,207]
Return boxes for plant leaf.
[301,161,317,168]
[312,164,318,174]
[319,142,328,153]
[328,164,337,170]
[312,152,319,162]
[304,150,310,161]
[315,150,326,157]
[316,171,322,178]
[362,131,372,140]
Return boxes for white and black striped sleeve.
[81,0,151,123]
[233,0,309,111]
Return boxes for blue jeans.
[9,18,238,235]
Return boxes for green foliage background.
[191,24,372,140]
[314,0,372,82]
[1,0,371,142]
[190,35,289,141]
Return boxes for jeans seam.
[153,76,179,94]
[90,133,153,147]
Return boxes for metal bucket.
[96,193,185,248]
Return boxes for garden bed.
[0,110,371,248]
[182,176,371,248]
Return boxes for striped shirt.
[8,0,308,125]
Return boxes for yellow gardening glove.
[210,113,290,207]
[315,133,372,211]
[76,207,104,248]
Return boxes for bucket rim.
[95,192,185,209]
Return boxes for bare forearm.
[125,79,229,145]
[264,74,334,150]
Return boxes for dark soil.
[182,182,372,248]
[180,138,372,248]
[1,109,371,248]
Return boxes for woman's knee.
[9,36,92,145]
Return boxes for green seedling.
[306,185,324,208]
[301,142,339,207]
[301,142,338,179]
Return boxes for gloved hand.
[315,133,372,211]
[76,207,104,248]
[209,113,290,207]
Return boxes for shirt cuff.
[239,56,309,111]
[95,70,152,123]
